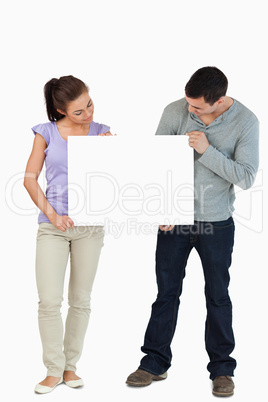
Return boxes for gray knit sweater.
[155,98,259,221]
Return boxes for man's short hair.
[185,66,228,105]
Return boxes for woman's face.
[60,91,94,125]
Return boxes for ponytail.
[44,78,65,122]
[44,75,89,122]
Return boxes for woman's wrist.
[45,209,58,224]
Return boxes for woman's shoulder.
[32,121,55,133]
[31,121,55,144]
[90,121,111,135]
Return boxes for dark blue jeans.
[139,217,236,380]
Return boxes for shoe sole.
[126,374,167,387]
[212,390,234,397]
[64,380,84,388]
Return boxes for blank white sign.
[68,136,194,230]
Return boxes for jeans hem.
[138,365,168,377]
[210,372,235,380]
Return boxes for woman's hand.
[50,214,75,232]
[98,131,116,136]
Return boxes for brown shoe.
[212,376,234,397]
[126,369,167,387]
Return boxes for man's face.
[185,95,220,117]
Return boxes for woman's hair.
[44,75,89,121]
[185,66,228,105]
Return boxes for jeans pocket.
[210,217,234,229]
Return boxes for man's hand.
[186,131,210,154]
[159,225,174,231]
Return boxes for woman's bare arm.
[24,133,74,231]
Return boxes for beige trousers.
[35,223,104,377]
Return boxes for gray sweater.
[155,98,259,221]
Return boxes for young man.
[126,67,259,397]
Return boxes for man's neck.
[199,97,234,126]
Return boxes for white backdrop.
[1,1,267,401]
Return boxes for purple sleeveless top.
[32,121,110,224]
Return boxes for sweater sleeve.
[198,119,259,190]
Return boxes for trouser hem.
[47,370,64,377]
[64,366,77,372]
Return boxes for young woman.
[24,75,113,393]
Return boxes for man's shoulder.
[233,99,259,123]
[160,98,188,124]
[156,98,189,135]
[163,98,188,113]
